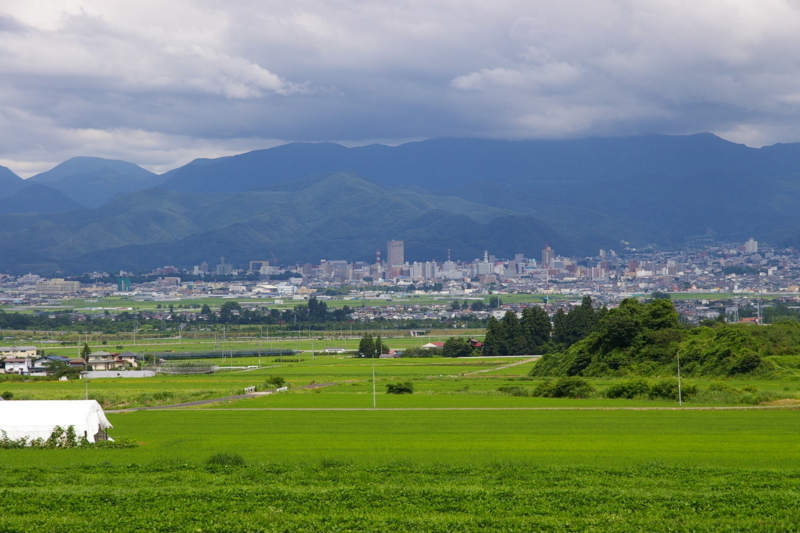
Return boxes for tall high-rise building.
[541,243,554,268]
[745,238,758,253]
[387,240,404,267]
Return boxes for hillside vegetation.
[0,172,562,273]
[531,299,800,378]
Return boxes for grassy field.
[4,354,800,531]
[3,407,800,531]
[2,461,799,532]
[36,333,482,358]
[5,355,800,408]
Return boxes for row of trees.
[357,333,389,357]
[200,298,355,326]
[482,297,604,356]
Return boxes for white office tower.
[745,238,758,253]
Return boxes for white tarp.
[0,400,113,443]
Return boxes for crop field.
[2,408,800,532]
[32,331,483,359]
[4,355,800,531]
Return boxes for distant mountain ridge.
[160,133,800,193]
[0,165,24,196]
[5,133,800,273]
[0,184,85,215]
[0,172,564,274]
[24,156,165,207]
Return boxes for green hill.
[0,172,564,274]
[531,299,800,379]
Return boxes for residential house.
[118,352,140,368]
[30,355,72,376]
[421,342,445,349]
[2,358,32,374]
[86,351,124,371]
[0,346,38,358]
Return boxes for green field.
[2,408,799,532]
[4,354,800,531]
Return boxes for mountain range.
[3,133,800,274]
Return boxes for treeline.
[0,310,76,331]
[200,298,355,327]
[482,297,604,356]
[531,298,800,378]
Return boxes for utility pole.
[677,351,683,407]
[372,352,377,408]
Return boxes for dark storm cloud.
[1,0,800,175]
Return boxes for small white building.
[2,358,32,374]
[0,400,113,443]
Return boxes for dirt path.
[465,356,540,375]
[107,382,338,413]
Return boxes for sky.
[2,0,800,176]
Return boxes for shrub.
[1,391,13,400]
[532,377,595,398]
[264,376,286,389]
[45,425,79,448]
[532,381,556,397]
[206,452,245,467]
[400,347,438,358]
[606,379,650,399]
[386,382,414,394]
[497,386,530,397]
[550,377,595,398]
[648,380,697,401]
[0,425,134,449]
[728,352,762,375]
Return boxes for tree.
[501,311,525,355]
[358,333,375,358]
[219,301,242,322]
[552,309,569,346]
[488,296,502,309]
[200,304,212,315]
[482,317,505,356]
[442,337,473,358]
[520,306,552,354]
[470,301,486,312]
[642,298,680,331]
[597,299,644,352]
[375,335,389,355]
[553,297,599,348]
[81,344,92,365]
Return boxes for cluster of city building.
[2,238,800,324]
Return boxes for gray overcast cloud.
[2,0,800,175]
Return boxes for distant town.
[1,238,799,326]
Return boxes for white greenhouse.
[0,400,113,443]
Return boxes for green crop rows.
[2,462,799,532]
[4,355,800,531]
